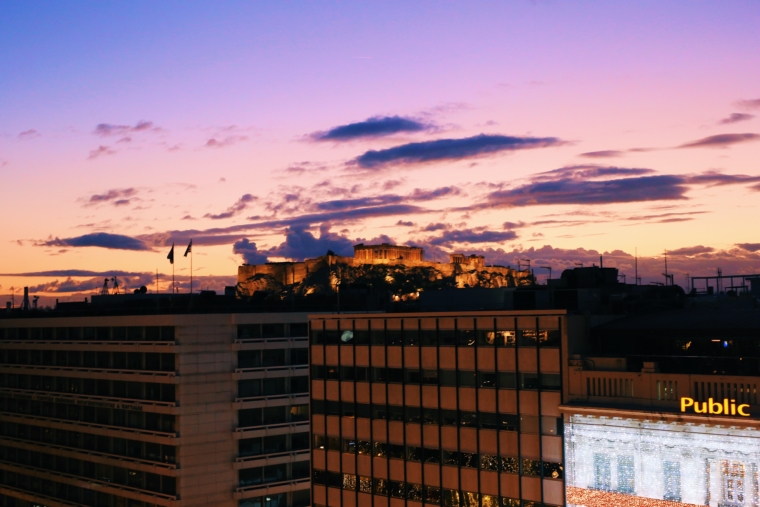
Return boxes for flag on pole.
[167,243,175,264]
[184,239,192,257]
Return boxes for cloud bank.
[311,116,431,141]
[354,134,563,169]
[37,233,150,251]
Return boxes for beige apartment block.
[0,311,313,507]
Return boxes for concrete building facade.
[0,311,312,507]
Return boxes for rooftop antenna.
[22,287,30,311]
[100,278,110,296]
[111,277,120,295]
[538,266,552,283]
[635,248,639,285]
[519,258,531,272]
[574,262,584,268]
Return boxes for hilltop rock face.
[236,256,531,299]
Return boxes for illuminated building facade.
[562,308,760,507]
[308,310,570,507]
[0,308,312,507]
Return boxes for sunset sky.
[2,1,760,301]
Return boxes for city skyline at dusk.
[2,2,760,300]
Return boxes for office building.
[308,310,571,507]
[0,304,312,507]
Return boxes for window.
[495,330,516,347]
[422,369,439,385]
[261,324,285,338]
[290,404,308,422]
[480,454,499,471]
[544,461,564,480]
[441,410,458,426]
[290,348,308,365]
[540,373,561,390]
[425,486,442,504]
[438,330,456,346]
[341,366,355,381]
[478,371,497,388]
[422,407,439,424]
[405,406,421,423]
[458,371,476,387]
[522,459,541,476]
[343,473,357,490]
[501,456,519,474]
[261,350,285,367]
[480,412,498,429]
[593,453,611,491]
[664,462,684,505]
[405,369,421,383]
[618,456,635,494]
[498,372,516,388]
[358,476,372,493]
[343,439,357,453]
[389,444,405,459]
[290,376,308,393]
[290,323,308,337]
[520,373,539,390]
[423,447,440,464]
[406,446,422,461]
[442,450,459,466]
[460,452,478,468]
[541,416,562,436]
[440,370,457,387]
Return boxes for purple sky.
[1,2,760,299]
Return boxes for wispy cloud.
[205,136,248,148]
[465,166,760,211]
[735,99,760,110]
[678,133,760,149]
[94,120,157,137]
[353,134,564,169]
[82,188,138,207]
[719,113,755,125]
[88,145,116,160]
[0,269,149,277]
[204,194,257,220]
[310,115,432,141]
[426,228,518,247]
[667,245,714,256]
[578,150,625,158]
[35,233,151,251]
[18,129,40,140]
[737,243,760,252]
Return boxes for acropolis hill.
[236,243,531,298]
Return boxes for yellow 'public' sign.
[680,397,750,417]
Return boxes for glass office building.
[308,311,568,507]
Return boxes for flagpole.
[190,249,193,294]
[172,262,175,294]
